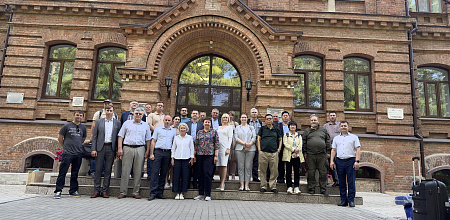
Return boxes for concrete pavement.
[0,184,408,219]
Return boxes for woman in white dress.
[216,113,233,190]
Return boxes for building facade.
[0,0,449,192]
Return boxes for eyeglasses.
[135,113,143,115]
[76,125,80,133]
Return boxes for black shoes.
[260,188,267,192]
[156,194,166,199]
[332,182,339,187]
[271,189,278,194]
[337,202,348,207]
[321,191,329,196]
[253,179,261,182]
[276,179,285,184]
[349,202,355,207]
[308,190,315,194]
[148,195,156,201]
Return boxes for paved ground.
[0,185,408,220]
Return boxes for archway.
[176,55,242,118]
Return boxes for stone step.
[26,182,363,205]
[49,176,341,195]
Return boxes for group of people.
[54,99,361,207]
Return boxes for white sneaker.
[294,187,301,194]
[164,183,171,189]
[194,195,204,200]
[205,196,211,201]
[175,194,180,200]
[179,194,184,200]
[287,187,293,194]
[54,191,61,199]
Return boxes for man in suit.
[186,110,204,188]
[120,100,146,125]
[90,105,121,198]
[211,108,222,130]
[276,111,291,184]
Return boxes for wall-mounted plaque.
[6,92,24,104]
[387,108,404,120]
[267,108,284,115]
[72,97,84,107]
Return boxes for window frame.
[292,54,324,109]
[418,66,450,118]
[42,44,76,99]
[343,57,373,112]
[92,46,127,101]
[409,0,443,13]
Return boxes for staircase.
[26,175,363,205]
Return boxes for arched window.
[176,55,241,116]
[44,45,76,98]
[293,55,323,109]
[93,47,126,100]
[344,57,371,111]
[432,169,450,196]
[418,67,450,117]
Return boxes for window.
[409,0,442,13]
[93,47,126,100]
[44,45,76,98]
[293,55,323,109]
[344,57,371,111]
[418,67,450,117]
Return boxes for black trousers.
[285,157,300,187]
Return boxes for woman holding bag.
[282,121,304,194]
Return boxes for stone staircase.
[26,175,363,205]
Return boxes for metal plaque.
[72,97,84,107]
[387,108,404,120]
[6,92,24,104]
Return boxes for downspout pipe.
[405,0,410,17]
[0,4,12,87]
[408,22,424,177]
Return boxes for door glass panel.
[177,86,186,105]
[179,56,210,85]
[439,83,450,117]
[430,0,442,13]
[45,62,60,96]
[294,74,305,106]
[358,75,370,109]
[211,57,241,87]
[59,61,74,98]
[344,73,355,109]
[211,88,230,107]
[94,63,112,100]
[418,0,429,12]
[233,89,241,107]
[188,87,209,106]
[308,72,322,108]
[427,83,437,115]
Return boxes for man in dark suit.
[186,110,204,188]
[90,105,121,198]
[120,100,146,125]
[276,111,291,183]
[210,108,222,130]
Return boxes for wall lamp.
[165,76,173,98]
[245,79,252,101]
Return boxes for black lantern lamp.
[245,79,252,101]
[165,76,173,98]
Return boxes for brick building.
[0,0,449,192]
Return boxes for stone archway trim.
[424,154,450,178]
[152,19,266,78]
[13,136,58,149]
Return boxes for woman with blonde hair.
[234,113,256,190]
[216,113,233,190]
[171,123,194,200]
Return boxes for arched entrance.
[176,55,242,118]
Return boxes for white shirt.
[332,132,361,159]
[171,134,195,159]
[104,118,113,143]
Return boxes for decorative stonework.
[424,154,450,173]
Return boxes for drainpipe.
[405,0,410,17]
[0,4,12,87]
[408,22,424,177]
